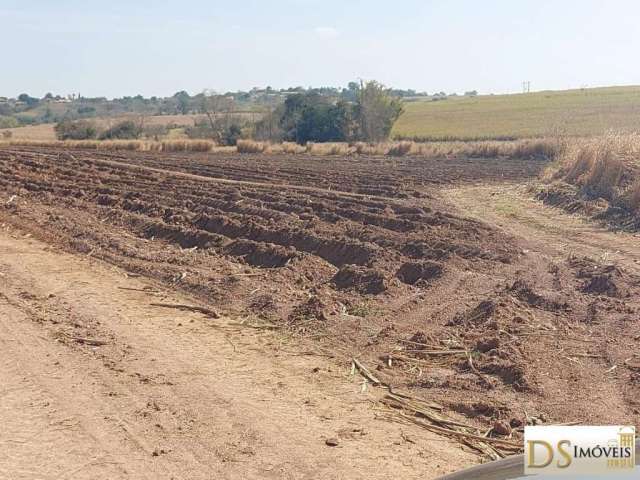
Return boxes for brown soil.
[5,144,547,198]
[0,229,475,479]
[1,146,639,478]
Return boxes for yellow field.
[0,124,56,141]
[393,86,640,141]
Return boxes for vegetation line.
[0,137,562,160]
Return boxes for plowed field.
[2,146,639,476]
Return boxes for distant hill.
[392,86,640,141]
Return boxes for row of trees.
[51,80,404,144]
[54,119,143,141]
[254,81,404,143]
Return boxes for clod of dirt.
[510,418,524,428]
[493,420,512,436]
[332,265,387,294]
[395,260,443,285]
[451,401,506,419]
[288,296,328,323]
[508,279,567,311]
[448,300,496,326]
[225,239,297,268]
[248,294,277,317]
[573,261,626,297]
[406,331,436,349]
[144,221,225,249]
[581,275,620,296]
[475,337,500,353]
[478,358,528,391]
[401,241,449,261]
[325,438,339,447]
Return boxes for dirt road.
[446,183,640,274]
[0,225,475,480]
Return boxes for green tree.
[173,91,191,115]
[296,102,351,143]
[99,120,141,140]
[17,93,39,108]
[354,81,403,141]
[54,119,97,140]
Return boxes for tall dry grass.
[629,180,640,212]
[386,141,414,157]
[236,139,271,153]
[0,139,225,153]
[551,133,640,200]
[2,137,563,160]
[544,132,640,227]
[305,142,350,155]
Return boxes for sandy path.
[446,183,640,274]
[0,226,475,480]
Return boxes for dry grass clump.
[552,133,638,200]
[237,139,271,154]
[160,140,214,152]
[629,180,640,211]
[541,132,640,226]
[0,139,220,153]
[386,141,414,156]
[459,138,563,159]
[511,139,563,159]
[305,142,351,155]
[101,140,145,151]
[465,143,501,158]
[353,142,388,155]
[281,142,306,154]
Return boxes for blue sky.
[2,0,639,98]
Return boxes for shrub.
[220,123,243,146]
[184,121,212,139]
[0,116,19,129]
[237,139,270,153]
[142,124,169,139]
[77,106,96,115]
[99,120,141,140]
[185,119,244,145]
[14,114,37,126]
[54,119,98,140]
